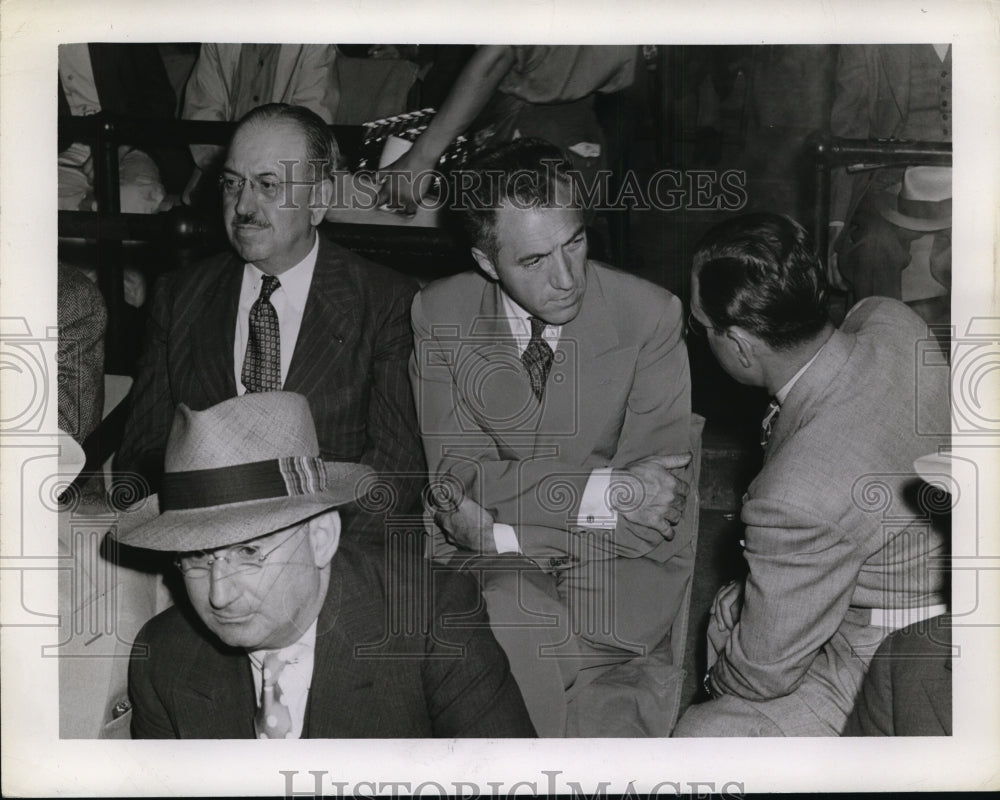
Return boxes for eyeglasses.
[687,311,713,338]
[218,174,295,202]
[174,523,307,578]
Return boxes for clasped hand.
[431,492,497,554]
[611,452,692,539]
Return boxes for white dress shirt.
[490,291,618,554]
[234,234,319,393]
[248,621,317,740]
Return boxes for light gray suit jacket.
[410,260,693,564]
[708,298,949,729]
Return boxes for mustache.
[233,213,269,227]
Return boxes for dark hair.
[693,213,830,350]
[454,137,578,261]
[232,103,343,177]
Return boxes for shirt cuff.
[575,468,619,529]
[492,523,521,554]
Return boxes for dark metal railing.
[807,133,952,269]
[58,114,467,373]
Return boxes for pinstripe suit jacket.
[115,234,425,518]
[129,540,536,738]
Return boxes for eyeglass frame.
[687,310,719,338]
[217,171,323,203]
[174,521,308,578]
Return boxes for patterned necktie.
[521,316,554,402]
[760,399,781,449]
[254,650,293,739]
[242,275,281,393]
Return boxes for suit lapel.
[284,238,358,394]
[765,327,854,457]
[540,264,636,462]
[175,637,256,738]
[191,254,242,402]
[303,556,383,738]
[462,282,544,454]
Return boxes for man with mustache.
[116,104,425,533]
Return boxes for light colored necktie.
[760,399,781,449]
[521,316,554,401]
[242,275,281,393]
[254,650,293,739]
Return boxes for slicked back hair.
[232,103,343,179]
[693,213,830,351]
[455,137,579,262]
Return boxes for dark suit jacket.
[128,540,536,738]
[842,614,951,736]
[115,233,426,520]
[58,43,191,193]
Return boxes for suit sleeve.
[57,265,107,444]
[114,272,176,498]
[829,45,873,224]
[708,495,864,700]
[411,288,690,559]
[128,623,179,739]
[182,43,230,170]
[362,276,426,515]
[606,292,693,560]
[285,45,339,124]
[424,571,536,737]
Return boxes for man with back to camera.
[409,138,698,736]
[119,391,535,738]
[115,104,425,531]
[673,212,949,737]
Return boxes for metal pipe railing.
[806,133,952,272]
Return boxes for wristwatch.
[702,670,715,699]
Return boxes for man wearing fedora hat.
[828,44,953,300]
[119,392,534,738]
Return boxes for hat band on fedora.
[159,457,329,511]
[898,195,952,221]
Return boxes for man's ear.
[310,177,334,225]
[307,510,341,568]
[471,247,499,281]
[727,326,756,369]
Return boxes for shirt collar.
[249,618,318,667]
[499,289,562,352]
[775,343,825,405]
[243,233,319,315]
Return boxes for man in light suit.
[116,104,425,531]
[674,213,949,737]
[410,139,695,736]
[120,392,535,738]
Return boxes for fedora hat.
[113,392,373,553]
[876,166,952,232]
